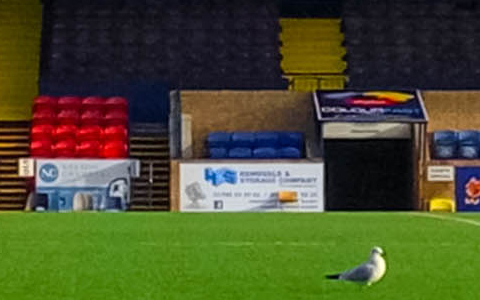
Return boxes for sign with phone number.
[179,162,324,212]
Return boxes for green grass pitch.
[0,212,479,300]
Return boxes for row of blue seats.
[209,147,301,159]
[207,131,304,159]
[207,131,303,149]
[433,130,480,159]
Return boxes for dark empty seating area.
[342,0,480,89]
[38,0,480,91]
[11,0,480,95]
[41,0,286,90]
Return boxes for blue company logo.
[204,168,237,186]
[39,163,59,183]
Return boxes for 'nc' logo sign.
[39,163,59,183]
[205,168,237,186]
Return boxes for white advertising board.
[35,159,139,211]
[179,162,324,212]
[36,159,137,188]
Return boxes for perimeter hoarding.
[35,159,138,211]
[455,167,480,212]
[179,161,324,212]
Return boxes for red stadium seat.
[82,96,105,111]
[104,125,128,141]
[57,109,80,125]
[32,109,57,125]
[76,140,102,158]
[103,140,128,158]
[76,125,104,141]
[30,140,53,157]
[105,96,128,112]
[53,124,77,141]
[81,109,103,126]
[33,95,57,112]
[31,124,55,140]
[105,109,128,126]
[58,96,81,111]
[53,139,77,157]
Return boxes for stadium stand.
[343,0,480,89]
[8,0,480,213]
[40,0,287,90]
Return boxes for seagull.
[325,246,387,286]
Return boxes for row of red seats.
[33,109,128,126]
[34,95,128,112]
[30,140,128,158]
[30,95,130,158]
[31,124,127,141]
[33,96,128,126]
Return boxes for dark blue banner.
[314,90,428,122]
[455,167,480,212]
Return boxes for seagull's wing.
[339,263,375,283]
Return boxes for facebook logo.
[205,168,237,186]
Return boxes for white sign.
[35,159,138,211]
[36,159,134,188]
[322,122,411,139]
[179,162,324,212]
[427,165,455,182]
[18,158,35,177]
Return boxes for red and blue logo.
[345,91,415,107]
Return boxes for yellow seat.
[429,198,456,212]
[284,75,347,91]
[279,18,341,28]
[280,47,347,57]
[281,59,347,74]
[280,32,344,42]
[280,18,346,89]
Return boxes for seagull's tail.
[325,274,340,280]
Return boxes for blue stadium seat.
[278,147,301,159]
[231,132,255,148]
[458,130,480,159]
[254,131,279,148]
[432,130,458,159]
[207,132,232,148]
[228,147,252,159]
[253,147,277,159]
[278,131,304,149]
[209,148,228,159]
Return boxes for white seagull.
[325,246,387,286]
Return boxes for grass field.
[0,212,479,300]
